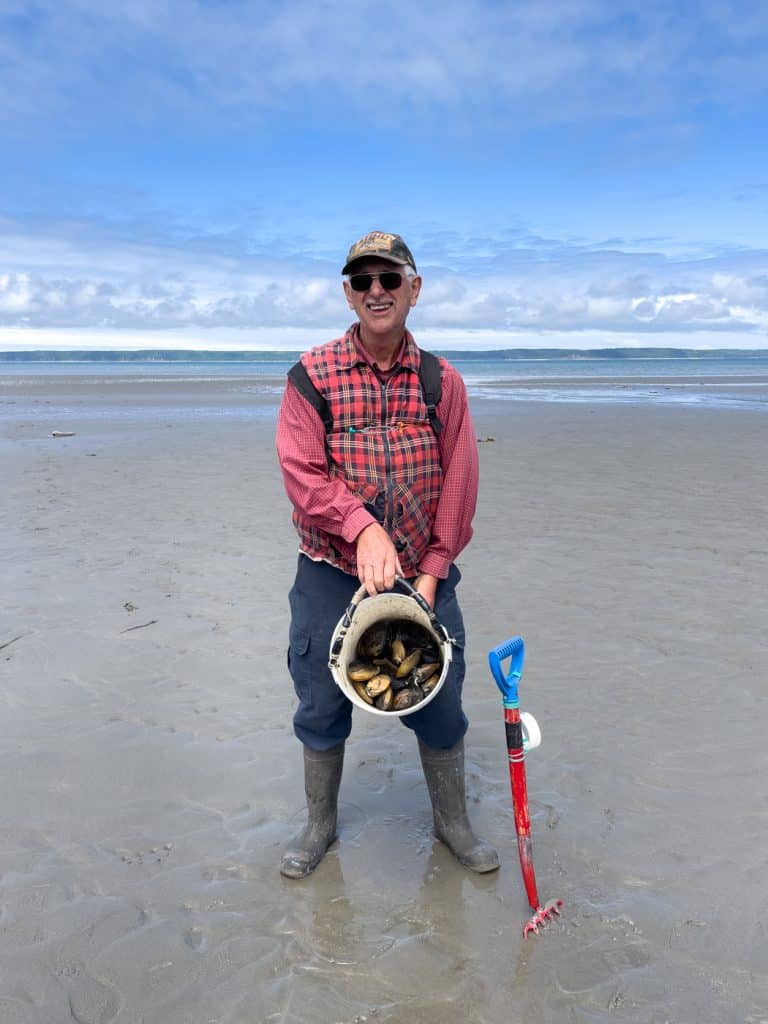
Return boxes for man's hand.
[414,573,438,609]
[356,523,402,597]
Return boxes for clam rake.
[489,637,563,938]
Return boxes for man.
[276,231,499,879]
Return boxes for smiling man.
[276,231,499,879]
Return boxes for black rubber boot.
[280,742,345,879]
[418,737,500,873]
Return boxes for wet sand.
[1,376,767,1023]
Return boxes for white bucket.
[328,578,453,718]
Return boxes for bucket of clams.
[328,576,454,717]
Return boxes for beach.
[2,374,767,1023]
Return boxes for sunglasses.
[348,271,406,292]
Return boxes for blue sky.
[2,0,768,350]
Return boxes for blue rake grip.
[488,637,525,705]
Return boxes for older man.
[276,231,499,878]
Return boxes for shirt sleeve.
[276,379,377,543]
[417,363,479,579]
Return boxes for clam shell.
[390,638,406,665]
[347,661,380,683]
[395,649,422,679]
[352,680,374,705]
[358,623,389,658]
[365,673,392,698]
[375,688,394,711]
[411,661,440,684]
[421,673,440,695]
[393,689,419,711]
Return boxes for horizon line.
[3,346,768,360]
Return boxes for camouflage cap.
[342,231,417,275]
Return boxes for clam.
[411,661,441,685]
[402,624,435,652]
[375,688,394,711]
[365,673,392,699]
[421,673,440,695]
[352,680,374,705]
[390,637,407,665]
[393,689,420,711]
[411,684,426,702]
[347,661,380,683]
[395,649,422,679]
[359,623,389,658]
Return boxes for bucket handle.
[329,576,453,665]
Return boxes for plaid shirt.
[276,325,478,579]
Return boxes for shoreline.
[3,370,768,427]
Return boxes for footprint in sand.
[67,971,121,1024]
[553,927,652,995]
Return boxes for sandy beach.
[2,374,767,1023]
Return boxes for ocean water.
[2,350,768,412]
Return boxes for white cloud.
[1,214,767,345]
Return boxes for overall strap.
[288,361,333,432]
[417,349,443,435]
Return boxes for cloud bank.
[1,215,767,347]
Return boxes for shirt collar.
[340,323,420,373]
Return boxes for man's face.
[343,258,422,343]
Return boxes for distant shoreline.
[2,347,768,363]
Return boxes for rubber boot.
[280,742,345,879]
[418,737,500,873]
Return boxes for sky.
[2,0,768,351]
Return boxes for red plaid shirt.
[276,325,478,579]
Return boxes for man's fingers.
[363,561,380,597]
[356,524,400,595]
[361,560,395,596]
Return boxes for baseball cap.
[342,231,417,275]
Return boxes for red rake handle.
[492,637,564,937]
[505,705,539,911]
[507,712,564,936]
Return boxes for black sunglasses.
[348,271,406,292]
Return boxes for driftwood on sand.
[0,635,25,652]
[119,619,158,634]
